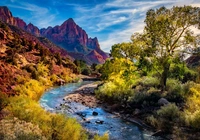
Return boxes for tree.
[143,6,200,90]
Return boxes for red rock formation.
[40,18,89,52]
[87,37,100,50]
[15,17,26,30]
[26,23,40,37]
[0,6,16,25]
[0,6,109,64]
[40,18,109,63]
[86,50,105,64]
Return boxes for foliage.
[165,79,183,102]
[144,6,199,89]
[36,63,49,78]
[139,76,160,88]
[169,62,197,82]
[14,79,46,101]
[96,57,138,104]
[147,104,182,131]
[94,133,109,140]
[109,6,200,90]
[0,93,8,111]
[6,96,88,140]
[55,52,62,65]
[184,83,200,130]
[0,118,45,140]
[74,59,91,75]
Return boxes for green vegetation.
[96,5,200,137]
[74,59,92,75]
[1,96,87,140]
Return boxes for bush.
[14,80,45,101]
[0,118,44,140]
[165,79,183,102]
[50,74,58,84]
[6,96,88,140]
[95,77,134,105]
[0,93,8,111]
[140,76,160,87]
[81,68,91,75]
[183,83,200,130]
[185,83,200,113]
[94,132,109,140]
[147,104,182,131]
[185,110,200,130]
[36,63,49,77]
[129,86,161,106]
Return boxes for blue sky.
[0,0,200,52]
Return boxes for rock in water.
[95,120,104,124]
[92,111,98,116]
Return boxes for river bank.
[61,81,165,139]
[61,80,200,140]
[40,80,161,140]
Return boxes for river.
[39,81,164,140]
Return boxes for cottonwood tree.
[135,6,200,90]
[108,6,200,90]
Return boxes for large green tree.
[143,6,200,90]
[112,6,200,90]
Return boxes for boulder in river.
[77,112,86,118]
[95,120,104,124]
[92,111,98,116]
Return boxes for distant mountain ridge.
[0,6,109,64]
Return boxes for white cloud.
[82,0,200,52]
[8,2,58,28]
[99,19,144,52]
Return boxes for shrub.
[140,76,160,87]
[183,83,200,130]
[36,63,49,77]
[95,80,134,104]
[165,79,183,102]
[81,68,91,75]
[6,96,88,140]
[0,118,44,140]
[50,74,58,84]
[185,83,200,113]
[94,132,109,140]
[129,86,161,106]
[185,110,200,130]
[0,93,8,111]
[14,80,45,100]
[147,104,182,131]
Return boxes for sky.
[0,0,200,52]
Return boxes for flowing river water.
[39,81,164,140]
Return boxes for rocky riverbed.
[63,83,102,108]
[62,83,152,128]
[40,81,163,140]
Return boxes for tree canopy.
[110,6,200,90]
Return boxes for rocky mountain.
[0,6,40,37]
[0,6,109,64]
[0,19,79,95]
[40,18,109,63]
[86,50,105,64]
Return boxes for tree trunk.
[160,61,170,91]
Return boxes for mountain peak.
[0,6,15,25]
[0,6,109,64]
[62,18,76,26]
[68,18,74,22]
[0,6,9,10]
